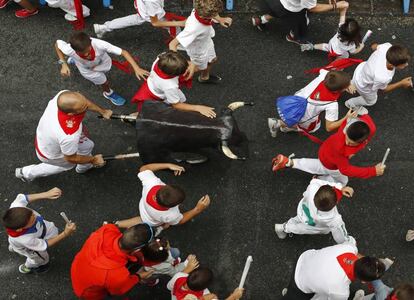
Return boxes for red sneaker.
[15,8,39,18]
[271,154,294,172]
[0,0,10,9]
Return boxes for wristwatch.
[58,59,67,65]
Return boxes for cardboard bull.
[104,101,254,163]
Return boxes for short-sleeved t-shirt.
[329,32,358,57]
[176,10,215,57]
[134,0,166,21]
[8,194,58,252]
[36,91,83,160]
[353,43,395,95]
[280,0,317,12]
[138,170,183,227]
[56,38,122,72]
[147,58,186,105]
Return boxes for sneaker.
[344,100,357,110]
[301,43,314,52]
[8,245,14,253]
[251,16,266,31]
[268,118,280,138]
[64,13,77,21]
[280,126,298,133]
[15,8,39,18]
[15,168,30,182]
[33,263,50,274]
[103,91,126,106]
[197,74,222,84]
[275,223,287,239]
[0,0,10,9]
[75,164,94,174]
[379,258,394,271]
[146,278,160,287]
[172,152,208,164]
[282,288,288,296]
[271,153,294,172]
[19,264,33,274]
[67,57,75,65]
[406,229,414,242]
[356,106,369,115]
[94,24,107,38]
[353,290,365,300]
[286,31,300,45]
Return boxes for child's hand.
[219,17,233,28]
[195,195,211,212]
[201,294,219,300]
[60,64,71,77]
[46,187,62,200]
[370,43,378,51]
[135,68,150,81]
[168,164,185,176]
[64,222,77,236]
[345,109,358,120]
[186,255,200,271]
[341,186,354,197]
[100,109,113,120]
[184,62,196,80]
[197,105,216,118]
[375,163,386,176]
[137,269,154,279]
[229,287,244,300]
[345,84,357,94]
[399,77,413,89]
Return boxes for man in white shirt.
[282,242,386,299]
[114,163,210,233]
[16,91,112,182]
[346,43,412,109]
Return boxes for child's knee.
[337,1,349,10]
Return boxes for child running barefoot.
[301,18,364,59]
[55,32,149,106]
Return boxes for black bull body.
[123,101,253,163]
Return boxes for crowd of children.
[2,0,414,299]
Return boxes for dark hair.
[346,121,370,143]
[314,185,337,212]
[393,283,414,300]
[156,185,185,208]
[119,224,152,251]
[338,18,362,47]
[194,0,223,18]
[69,32,92,52]
[158,51,189,76]
[324,71,351,91]
[141,237,169,263]
[2,207,33,230]
[386,45,411,66]
[354,257,385,281]
[187,267,214,291]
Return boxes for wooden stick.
[381,148,390,166]
[103,152,140,161]
[239,256,253,288]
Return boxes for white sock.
[104,89,114,96]
[261,15,269,24]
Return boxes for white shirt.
[56,38,122,72]
[147,58,186,104]
[36,91,83,160]
[144,251,186,277]
[295,70,339,128]
[280,0,317,12]
[176,10,215,57]
[296,179,343,228]
[353,43,395,95]
[135,0,165,21]
[8,194,58,252]
[329,32,357,57]
[295,242,358,300]
[138,170,183,227]
[167,272,210,300]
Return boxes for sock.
[260,15,269,24]
[103,89,114,96]
[287,158,293,167]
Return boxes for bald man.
[16,90,112,182]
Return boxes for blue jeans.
[364,280,393,300]
[170,247,180,259]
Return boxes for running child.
[2,187,76,274]
[55,31,149,106]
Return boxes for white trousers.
[45,0,90,17]
[103,14,148,31]
[293,158,349,186]
[22,137,94,181]
[345,90,378,108]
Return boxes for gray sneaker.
[301,43,314,52]
[94,24,107,38]
[268,118,280,137]
[275,223,287,239]
[352,290,365,300]
[15,168,29,182]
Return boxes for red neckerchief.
[57,110,85,135]
[194,10,212,26]
[328,49,339,61]
[336,253,358,281]
[173,276,204,299]
[153,63,193,88]
[76,46,96,61]
[309,81,341,102]
[153,63,175,79]
[388,294,398,300]
[6,228,28,237]
[305,58,363,74]
[146,185,168,211]
[334,187,343,203]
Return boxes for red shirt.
[71,224,142,300]
[318,114,377,178]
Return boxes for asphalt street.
[0,1,413,299]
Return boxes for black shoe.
[172,152,208,164]
[197,74,222,84]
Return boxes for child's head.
[324,71,351,92]
[142,237,169,263]
[119,223,153,253]
[156,185,186,208]
[194,0,223,18]
[158,51,189,76]
[338,18,362,47]
[187,267,214,291]
[69,32,92,54]
[354,256,385,282]
[386,45,411,69]
[2,207,35,230]
[393,283,414,300]
[314,185,337,212]
[345,120,370,145]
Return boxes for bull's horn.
[228,102,255,111]
[221,145,246,160]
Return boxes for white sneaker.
[75,164,94,174]
[94,24,107,38]
[356,106,369,115]
[64,13,77,21]
[267,118,280,137]
[380,258,394,271]
[344,100,356,110]
[275,223,287,239]
[15,168,30,182]
[353,290,365,300]
[282,288,288,296]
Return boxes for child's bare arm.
[225,288,244,300]
[26,187,62,203]
[139,163,185,175]
[169,38,180,51]
[383,77,413,93]
[55,42,71,77]
[47,222,76,247]
[325,109,358,132]
[150,16,186,28]
[178,195,210,225]
[115,216,142,229]
[309,1,348,13]
[212,15,232,28]
[120,50,149,80]
[182,255,199,273]
[172,103,216,118]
